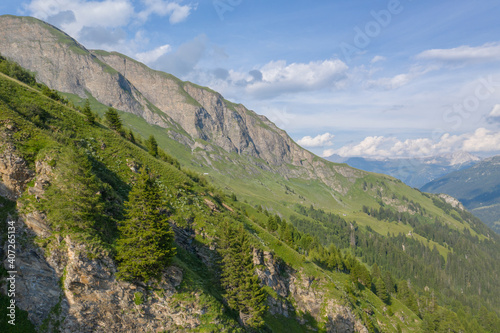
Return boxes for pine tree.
[127,129,136,144]
[146,135,158,157]
[371,263,382,280]
[44,148,108,240]
[104,107,122,132]
[267,215,278,232]
[383,271,396,294]
[375,278,391,304]
[82,99,96,125]
[116,166,175,282]
[219,221,267,328]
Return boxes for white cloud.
[25,0,135,37]
[325,128,500,158]
[370,55,386,64]
[489,104,500,117]
[297,133,335,148]
[136,44,171,64]
[138,0,196,24]
[416,42,500,63]
[462,128,500,152]
[365,64,438,90]
[367,73,411,90]
[242,59,348,98]
[24,0,195,50]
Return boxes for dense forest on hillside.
[1,55,499,332]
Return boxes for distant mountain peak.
[444,151,481,166]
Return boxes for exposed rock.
[253,249,288,297]
[0,142,34,200]
[439,193,465,211]
[253,249,367,333]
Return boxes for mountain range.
[327,151,481,189]
[421,155,500,233]
[1,14,500,333]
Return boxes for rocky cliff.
[0,15,364,194]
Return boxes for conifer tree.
[104,107,122,132]
[82,99,96,125]
[219,221,267,328]
[127,129,136,144]
[375,277,391,304]
[267,215,278,232]
[44,148,110,241]
[371,263,382,280]
[146,135,158,157]
[116,166,175,282]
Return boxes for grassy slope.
[0,72,426,332]
[60,85,498,299]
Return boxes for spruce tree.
[104,107,122,132]
[375,278,391,304]
[219,221,267,328]
[116,166,175,282]
[44,148,109,240]
[267,215,278,232]
[82,99,96,125]
[146,135,158,157]
[127,129,136,144]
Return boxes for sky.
[1,0,500,160]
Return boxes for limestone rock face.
[253,249,367,333]
[0,15,365,194]
[0,15,168,129]
[0,134,34,200]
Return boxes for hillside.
[421,156,500,233]
[0,63,376,332]
[0,15,500,333]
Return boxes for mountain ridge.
[0,14,364,196]
[421,155,500,233]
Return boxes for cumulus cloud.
[297,133,335,148]
[25,0,135,37]
[135,44,171,64]
[324,129,500,158]
[490,104,500,117]
[137,0,196,24]
[416,42,500,64]
[370,55,386,64]
[24,0,195,51]
[462,128,500,152]
[241,59,348,98]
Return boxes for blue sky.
[2,0,500,159]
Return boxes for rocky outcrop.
[0,131,34,200]
[0,143,224,332]
[439,193,465,211]
[253,249,367,333]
